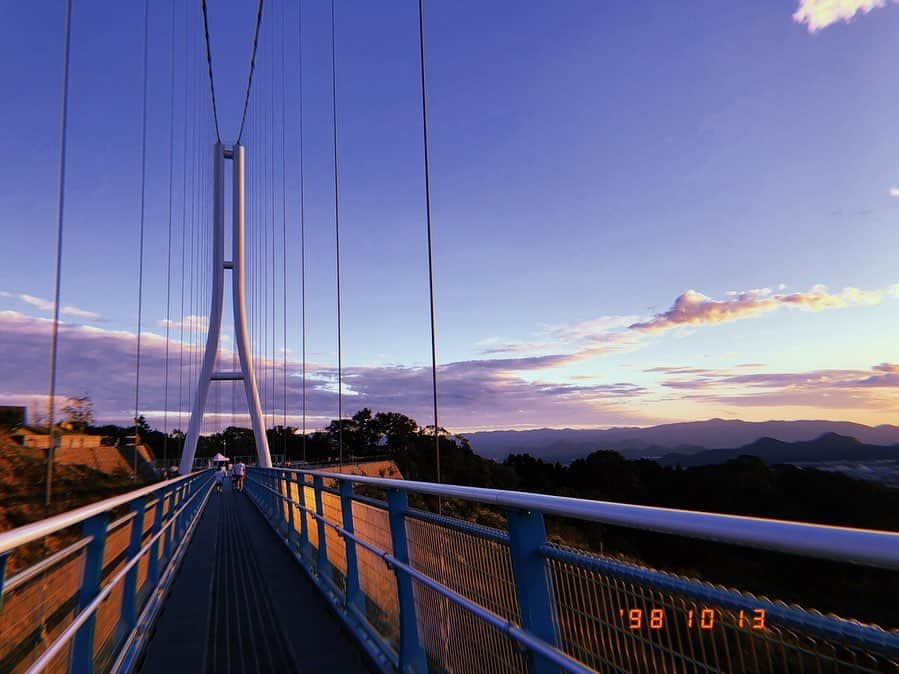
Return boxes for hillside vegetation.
[0,434,146,573]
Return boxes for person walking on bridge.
[214,465,226,493]
[234,460,246,492]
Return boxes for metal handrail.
[24,475,214,673]
[0,470,209,555]
[277,468,899,570]
[245,474,595,674]
[2,535,93,595]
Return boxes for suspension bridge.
[0,1,898,673]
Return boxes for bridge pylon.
[179,142,272,473]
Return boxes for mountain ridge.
[465,419,899,462]
[657,432,898,468]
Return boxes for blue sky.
[2,0,899,432]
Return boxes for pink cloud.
[629,285,883,334]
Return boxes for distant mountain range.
[657,433,899,467]
[465,419,899,463]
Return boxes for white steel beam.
[179,142,272,473]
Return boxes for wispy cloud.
[158,315,209,332]
[629,285,884,334]
[2,291,103,322]
[659,362,899,410]
[793,0,896,32]
[890,187,899,197]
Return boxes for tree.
[62,394,94,432]
[372,411,419,451]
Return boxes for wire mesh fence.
[247,467,899,674]
[546,544,897,674]
[0,534,85,674]
[0,471,212,674]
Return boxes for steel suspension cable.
[281,0,288,451]
[270,12,277,436]
[330,0,344,468]
[177,0,191,451]
[133,0,150,478]
[418,0,441,485]
[297,0,307,462]
[162,0,177,471]
[187,41,200,427]
[262,28,269,431]
[237,0,264,143]
[200,0,222,141]
[415,8,449,662]
[44,0,73,507]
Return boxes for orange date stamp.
[619,608,766,631]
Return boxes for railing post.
[278,470,289,535]
[507,509,557,674]
[313,475,330,580]
[270,471,279,521]
[147,486,168,587]
[387,488,427,674]
[296,473,310,559]
[0,552,8,613]
[163,486,178,562]
[339,480,363,611]
[174,485,185,540]
[121,496,147,629]
[263,470,272,518]
[284,472,297,546]
[71,512,109,674]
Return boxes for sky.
[2,0,899,434]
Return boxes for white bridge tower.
[179,142,272,473]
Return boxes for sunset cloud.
[3,275,897,432]
[629,285,884,334]
[793,0,896,32]
[0,310,655,432]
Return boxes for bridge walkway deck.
[139,479,373,674]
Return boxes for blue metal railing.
[0,470,212,674]
[246,466,899,674]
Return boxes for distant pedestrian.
[214,466,226,493]
[234,460,246,491]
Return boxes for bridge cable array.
[42,0,442,479]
